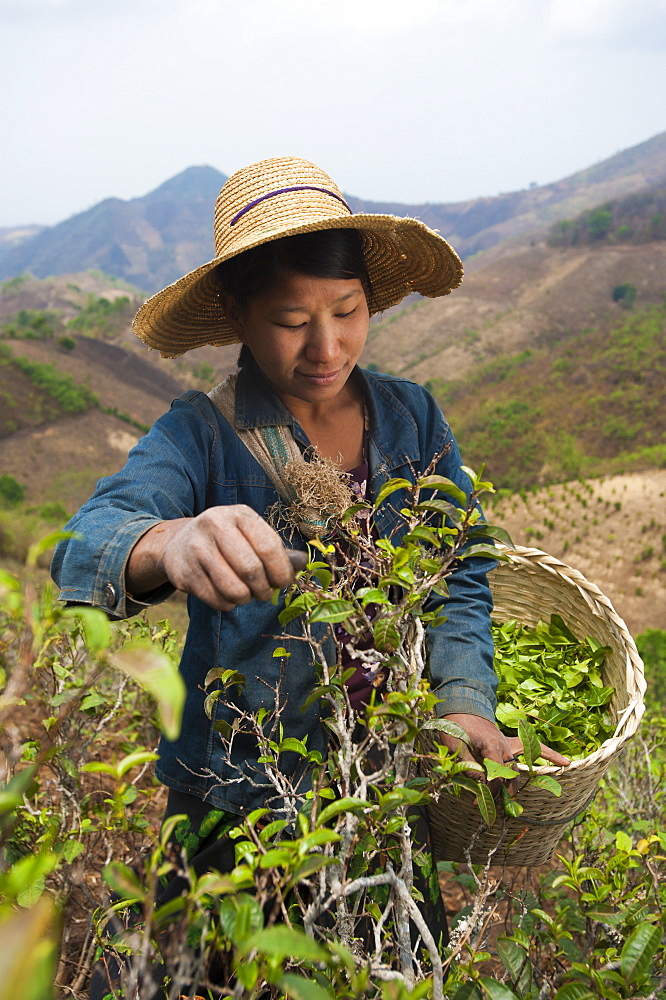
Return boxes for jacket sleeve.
[418,392,498,722]
[50,394,216,619]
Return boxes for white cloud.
[547,0,666,48]
[179,0,525,42]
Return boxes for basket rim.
[488,543,646,776]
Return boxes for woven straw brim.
[421,545,645,867]
[132,215,463,359]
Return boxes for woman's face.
[223,271,370,408]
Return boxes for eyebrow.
[272,290,361,313]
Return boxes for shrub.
[0,474,24,506]
[612,283,637,309]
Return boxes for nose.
[303,319,338,365]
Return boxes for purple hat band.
[230,185,352,227]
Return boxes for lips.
[297,369,342,385]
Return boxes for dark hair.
[214,229,372,368]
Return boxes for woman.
[52,157,568,996]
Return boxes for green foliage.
[57,335,76,351]
[1,495,664,998]
[100,405,150,433]
[612,283,637,309]
[636,628,666,710]
[0,308,61,341]
[0,474,24,507]
[427,300,666,490]
[7,354,98,412]
[67,293,134,338]
[190,360,216,383]
[493,616,615,758]
[548,186,666,247]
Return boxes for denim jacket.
[51,364,497,814]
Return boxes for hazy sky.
[1,0,665,227]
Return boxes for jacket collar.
[233,361,421,472]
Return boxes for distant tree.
[0,474,24,506]
[612,283,637,309]
[588,208,613,240]
[57,336,76,352]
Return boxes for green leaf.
[478,976,520,1000]
[496,936,527,981]
[417,475,468,506]
[355,587,390,606]
[458,543,499,561]
[452,984,483,1000]
[517,718,541,771]
[620,921,662,985]
[615,830,633,853]
[204,666,246,690]
[404,525,440,546]
[63,605,111,655]
[308,599,356,624]
[110,643,185,740]
[219,894,263,942]
[278,737,309,755]
[529,774,562,796]
[415,497,461,520]
[27,529,78,567]
[421,718,471,743]
[279,972,336,1000]
[475,783,496,827]
[317,797,372,825]
[238,925,328,963]
[468,524,513,545]
[372,617,400,653]
[103,861,146,901]
[483,758,518,782]
[0,897,59,1000]
[375,478,413,506]
[552,985,597,1000]
[116,750,160,777]
[3,852,58,908]
[501,787,524,818]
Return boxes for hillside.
[363,240,666,381]
[407,296,664,491]
[1,132,665,293]
[488,470,666,635]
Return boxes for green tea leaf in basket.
[492,616,615,759]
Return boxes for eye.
[275,321,306,330]
[336,307,358,319]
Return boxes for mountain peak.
[141,165,227,203]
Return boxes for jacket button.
[103,583,117,608]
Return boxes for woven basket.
[424,545,646,867]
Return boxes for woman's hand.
[440,713,570,793]
[126,506,300,612]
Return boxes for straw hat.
[133,156,464,358]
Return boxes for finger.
[234,510,295,590]
[165,549,248,612]
[209,531,275,603]
[538,743,571,767]
[286,549,308,572]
